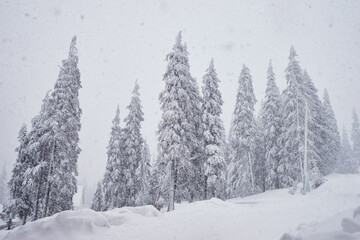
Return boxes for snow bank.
[1,205,161,240]
[101,205,161,226]
[282,203,360,239]
[2,209,109,240]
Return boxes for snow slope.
[1,173,359,240]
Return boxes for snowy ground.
[1,173,359,240]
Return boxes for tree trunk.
[204,175,208,200]
[34,150,44,220]
[168,160,175,211]
[33,181,42,221]
[44,140,56,217]
[7,218,12,230]
[248,152,255,194]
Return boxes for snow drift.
[1,205,160,240]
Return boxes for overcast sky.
[1,0,360,187]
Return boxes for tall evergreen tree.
[91,182,104,212]
[261,61,282,190]
[26,92,53,220]
[44,36,82,217]
[149,155,167,210]
[5,125,32,225]
[136,140,151,205]
[339,127,356,173]
[202,59,226,200]
[278,48,324,190]
[301,70,323,187]
[351,109,360,170]
[278,47,305,189]
[102,106,125,209]
[122,81,144,206]
[254,109,266,193]
[321,89,341,174]
[5,36,81,222]
[227,65,257,197]
[157,32,194,211]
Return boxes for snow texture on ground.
[1,173,359,240]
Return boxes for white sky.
[1,0,360,187]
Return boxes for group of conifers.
[3,32,360,229]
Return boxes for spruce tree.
[278,47,305,188]
[149,155,167,210]
[102,106,125,209]
[202,59,226,199]
[254,110,266,192]
[26,92,53,220]
[321,89,341,173]
[122,81,144,206]
[301,70,323,187]
[91,182,104,212]
[187,75,204,202]
[5,125,32,225]
[339,127,356,173]
[351,109,360,170]
[261,61,282,190]
[157,32,193,211]
[136,140,151,205]
[5,36,81,222]
[227,65,257,197]
[44,36,82,217]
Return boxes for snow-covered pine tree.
[227,64,257,198]
[254,104,266,193]
[166,33,204,202]
[202,59,226,200]
[187,74,204,202]
[301,70,323,187]
[158,32,194,211]
[122,81,144,206]
[91,182,104,212]
[5,124,33,225]
[44,36,82,217]
[339,127,356,173]
[351,109,360,170]
[26,92,54,220]
[136,140,151,205]
[5,37,81,222]
[321,89,341,174]
[261,61,282,190]
[278,47,305,189]
[0,163,8,205]
[102,105,125,209]
[149,154,167,210]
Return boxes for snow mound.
[283,204,360,240]
[281,232,360,240]
[2,209,109,240]
[1,206,161,240]
[101,205,161,226]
